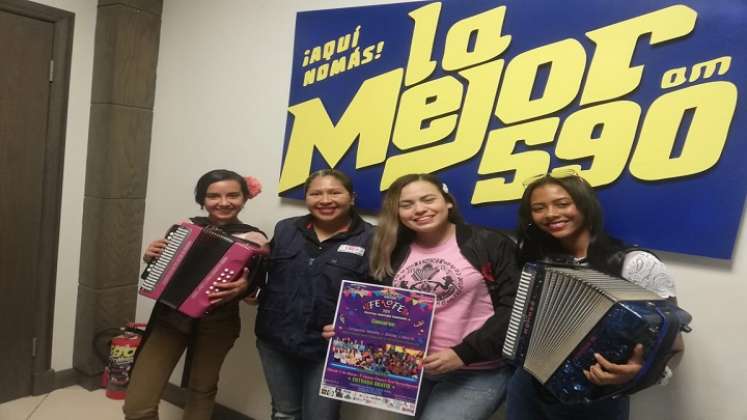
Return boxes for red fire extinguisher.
[100,322,146,399]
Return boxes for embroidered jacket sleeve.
[621,251,676,299]
[620,250,684,390]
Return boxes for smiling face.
[305,175,353,224]
[397,180,453,237]
[529,183,588,245]
[204,179,247,225]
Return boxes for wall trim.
[32,370,251,420]
[31,368,80,395]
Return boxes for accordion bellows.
[139,222,265,318]
[503,263,691,403]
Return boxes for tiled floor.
[0,386,183,420]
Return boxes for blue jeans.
[415,365,512,420]
[256,339,340,420]
[506,368,630,420]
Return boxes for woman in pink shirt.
[369,173,520,420]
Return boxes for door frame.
[0,0,74,395]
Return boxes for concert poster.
[319,280,436,416]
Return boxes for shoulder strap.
[188,216,266,237]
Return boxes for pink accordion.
[139,222,265,318]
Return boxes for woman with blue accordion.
[506,170,685,420]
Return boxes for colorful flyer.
[319,280,436,416]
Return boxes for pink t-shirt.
[393,234,500,369]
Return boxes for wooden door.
[0,8,55,403]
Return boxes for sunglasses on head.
[521,167,581,188]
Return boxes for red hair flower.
[244,176,262,199]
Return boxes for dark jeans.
[506,368,630,420]
[256,339,340,420]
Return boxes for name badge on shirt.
[337,244,365,256]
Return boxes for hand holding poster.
[320,281,436,416]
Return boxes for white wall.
[141,1,747,419]
[631,240,747,420]
[31,0,98,371]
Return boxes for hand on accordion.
[143,239,168,263]
[208,267,249,305]
[583,343,644,386]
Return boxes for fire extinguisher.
[97,322,146,399]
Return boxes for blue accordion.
[502,263,691,404]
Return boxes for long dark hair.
[517,175,628,276]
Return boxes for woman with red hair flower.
[124,169,268,420]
